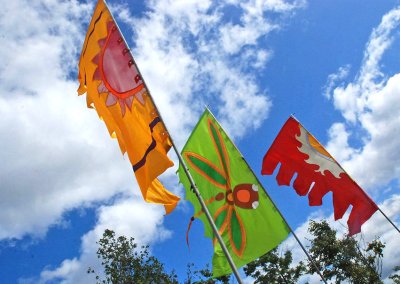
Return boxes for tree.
[242,220,393,284]
[184,263,230,284]
[307,220,384,284]
[88,229,178,284]
[243,248,306,284]
[90,223,395,284]
[389,266,400,284]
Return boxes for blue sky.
[1,0,400,283]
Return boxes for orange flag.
[78,0,180,214]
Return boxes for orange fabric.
[78,0,179,213]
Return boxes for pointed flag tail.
[78,0,179,214]
[178,109,290,277]
[261,117,378,235]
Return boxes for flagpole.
[102,2,243,282]
[241,158,328,284]
[207,110,328,284]
[378,208,400,234]
[291,115,400,235]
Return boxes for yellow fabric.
[78,0,179,213]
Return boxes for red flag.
[262,117,378,235]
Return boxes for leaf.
[208,119,231,188]
[229,209,246,257]
[184,152,227,189]
[214,204,230,235]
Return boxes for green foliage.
[390,266,400,284]
[242,221,392,284]
[90,222,396,284]
[243,248,306,284]
[184,263,230,284]
[307,220,384,284]
[88,229,178,284]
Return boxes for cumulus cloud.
[329,8,400,123]
[323,65,350,99]
[278,194,400,284]
[121,0,305,139]
[299,7,400,283]
[325,122,357,162]
[324,7,400,191]
[244,6,400,283]
[0,0,139,240]
[33,197,171,284]
[0,0,308,282]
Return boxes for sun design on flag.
[92,21,147,116]
[184,118,259,257]
[296,125,344,178]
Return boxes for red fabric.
[262,117,378,235]
[186,217,195,250]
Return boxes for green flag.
[178,109,290,277]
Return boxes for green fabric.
[178,109,290,277]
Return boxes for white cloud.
[0,79,135,239]
[312,8,400,281]
[362,194,400,281]
[36,197,171,284]
[39,258,81,284]
[330,7,400,123]
[219,0,306,54]
[279,194,400,283]
[0,0,305,280]
[2,0,398,283]
[264,6,400,284]
[0,0,139,240]
[323,65,350,99]
[219,22,275,55]
[324,7,400,191]
[325,122,357,162]
[122,0,304,139]
[0,0,91,92]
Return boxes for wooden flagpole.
[207,109,328,284]
[103,1,243,282]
